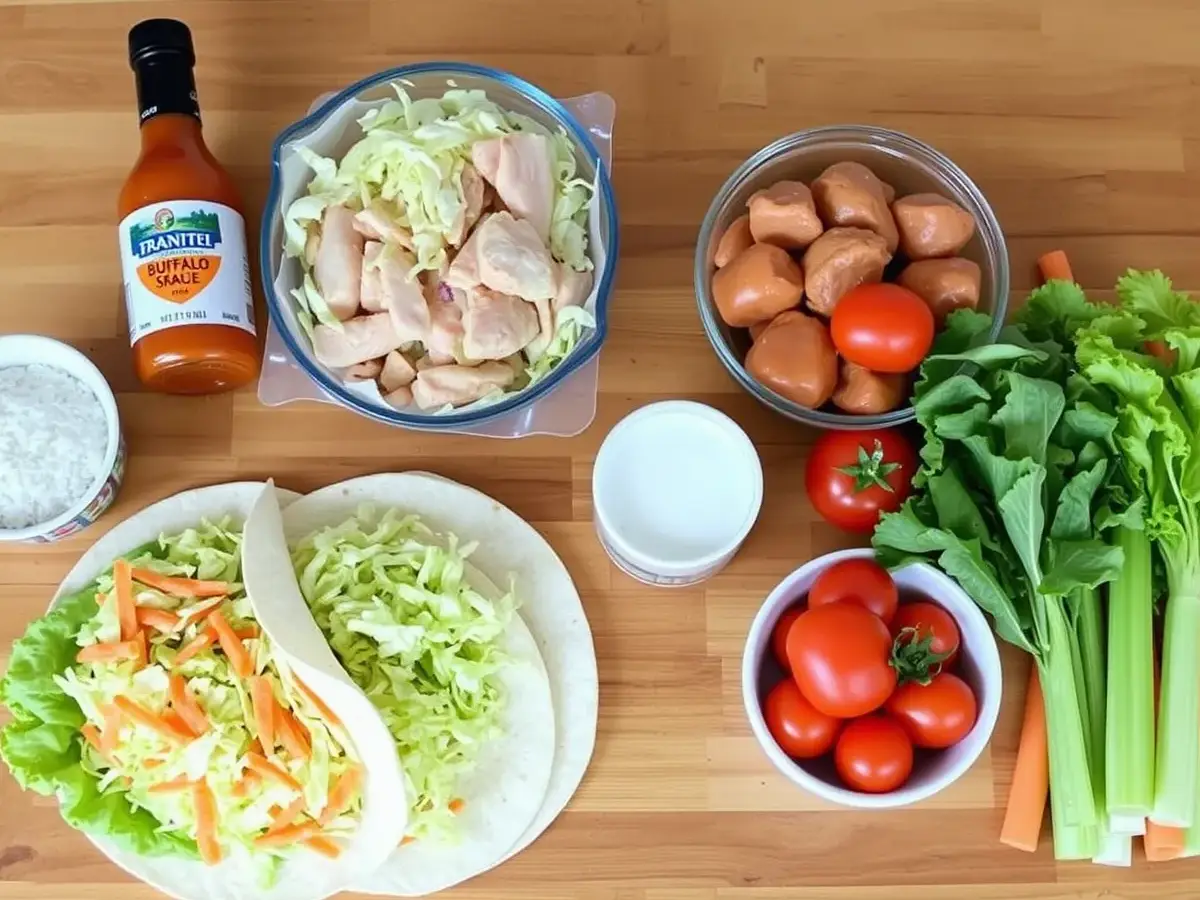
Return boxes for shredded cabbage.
[291,506,513,842]
[3,519,362,874]
[526,305,597,385]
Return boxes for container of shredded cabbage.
[258,64,618,438]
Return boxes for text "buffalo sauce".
[118,19,259,394]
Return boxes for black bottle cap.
[128,19,195,69]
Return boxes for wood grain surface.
[3,0,1200,897]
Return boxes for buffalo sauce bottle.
[118,19,259,394]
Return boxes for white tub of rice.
[0,335,125,543]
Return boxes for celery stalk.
[1106,529,1155,822]
[1184,734,1200,856]
[1153,563,1200,826]
[1043,596,1099,859]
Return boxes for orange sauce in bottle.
[118,19,259,394]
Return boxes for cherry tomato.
[762,679,842,759]
[785,602,897,717]
[805,430,917,534]
[808,558,899,625]
[830,283,935,373]
[771,605,803,671]
[835,716,914,793]
[892,600,961,668]
[885,673,977,749]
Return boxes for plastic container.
[259,64,619,438]
[591,401,763,586]
[742,548,1002,808]
[0,335,126,544]
[695,125,1009,430]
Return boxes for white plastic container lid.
[591,401,763,585]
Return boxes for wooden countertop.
[3,0,1200,897]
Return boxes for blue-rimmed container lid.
[260,63,619,431]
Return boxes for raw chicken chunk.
[353,201,413,249]
[312,313,402,368]
[448,164,486,247]
[472,133,555,240]
[379,350,417,393]
[423,273,466,365]
[411,361,516,409]
[314,205,363,320]
[462,286,539,361]
[553,263,593,312]
[360,241,385,312]
[377,249,431,344]
[475,212,556,301]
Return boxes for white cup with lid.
[591,401,763,586]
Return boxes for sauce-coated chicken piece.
[472,133,555,241]
[411,361,516,409]
[314,205,363,320]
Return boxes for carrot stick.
[136,607,182,633]
[133,631,148,671]
[303,836,343,859]
[99,705,121,756]
[113,560,137,641]
[192,779,222,865]
[233,624,260,640]
[177,596,225,628]
[1037,250,1074,283]
[168,674,210,736]
[275,706,311,761]
[112,696,192,746]
[253,821,321,849]
[294,677,343,731]
[1144,820,1185,861]
[250,677,276,752]
[162,709,197,739]
[319,765,362,826]
[208,612,253,678]
[131,569,230,599]
[231,768,261,799]
[80,724,107,758]
[244,752,302,794]
[266,796,308,835]
[76,640,141,664]
[1000,667,1049,852]
[148,776,195,794]
[173,632,215,667]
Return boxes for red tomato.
[805,430,917,534]
[762,679,842,759]
[835,716,914,793]
[809,558,899,625]
[785,602,897,717]
[830,284,935,373]
[885,673,977,748]
[892,601,961,668]
[771,605,803,671]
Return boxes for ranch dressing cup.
[592,401,763,586]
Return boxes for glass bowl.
[260,63,619,431]
[694,125,1008,429]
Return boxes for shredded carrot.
[162,709,197,739]
[253,821,321,849]
[99,705,122,756]
[267,796,308,835]
[173,631,215,667]
[303,836,343,859]
[144,758,164,770]
[130,568,231,599]
[244,752,302,793]
[448,798,464,814]
[112,696,192,746]
[192,779,222,865]
[319,765,362,826]
[168,674,210,736]
[1144,820,1184,861]
[208,612,253,678]
[1036,249,1074,284]
[231,768,261,799]
[250,677,276,752]
[233,624,260,640]
[275,706,311,761]
[400,835,416,846]
[294,677,343,731]
[148,776,195,794]
[136,607,181,633]
[133,631,148,671]
[177,597,224,628]
[76,640,142,665]
[1000,667,1048,852]
[80,724,106,758]
[113,560,137,641]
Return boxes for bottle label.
[118,200,255,345]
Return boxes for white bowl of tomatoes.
[742,548,1002,808]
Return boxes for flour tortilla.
[50,482,409,900]
[276,473,584,895]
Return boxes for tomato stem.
[890,627,953,685]
[835,440,901,493]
